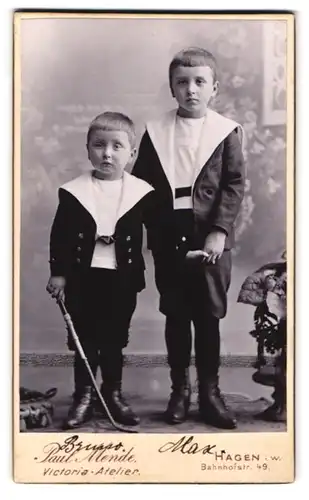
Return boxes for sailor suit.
[49,170,154,353]
[132,108,245,377]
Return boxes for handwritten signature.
[35,435,135,464]
[158,435,218,455]
[34,434,221,465]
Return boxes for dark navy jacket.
[49,171,155,297]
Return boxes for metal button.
[128,248,132,253]
[76,258,81,263]
[126,236,131,241]
[176,245,179,250]
[128,259,132,264]
[182,236,186,242]
[77,247,82,252]
[78,232,84,239]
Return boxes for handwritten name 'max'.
[158,436,261,461]
[158,435,219,455]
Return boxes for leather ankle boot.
[199,376,237,429]
[101,383,140,426]
[63,386,93,429]
[165,369,191,424]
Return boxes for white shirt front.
[90,176,123,269]
[174,115,205,210]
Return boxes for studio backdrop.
[19,18,287,357]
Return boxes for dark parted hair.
[169,47,218,92]
[87,111,136,148]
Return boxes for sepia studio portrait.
[13,12,294,484]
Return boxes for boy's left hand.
[203,231,226,264]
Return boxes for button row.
[176,236,188,250]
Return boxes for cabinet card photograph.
[13,11,294,483]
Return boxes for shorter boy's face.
[87,129,136,180]
[171,65,218,118]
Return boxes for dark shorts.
[156,209,232,319]
[159,250,232,319]
[65,268,137,351]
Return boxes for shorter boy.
[46,112,155,429]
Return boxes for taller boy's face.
[87,129,136,180]
[171,65,218,118]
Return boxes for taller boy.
[133,47,245,429]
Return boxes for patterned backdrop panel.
[19,18,288,349]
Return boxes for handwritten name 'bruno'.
[34,434,136,464]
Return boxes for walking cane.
[57,298,138,434]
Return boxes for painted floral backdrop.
[21,19,286,263]
[206,23,287,262]
[19,18,287,351]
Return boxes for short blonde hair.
[87,111,136,148]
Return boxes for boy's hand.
[46,276,66,301]
[203,231,226,264]
[186,250,209,262]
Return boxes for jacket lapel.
[61,171,98,223]
[193,109,244,186]
[146,109,177,195]
[117,171,154,221]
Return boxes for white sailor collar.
[146,108,244,194]
[60,170,153,225]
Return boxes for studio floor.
[19,365,286,434]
